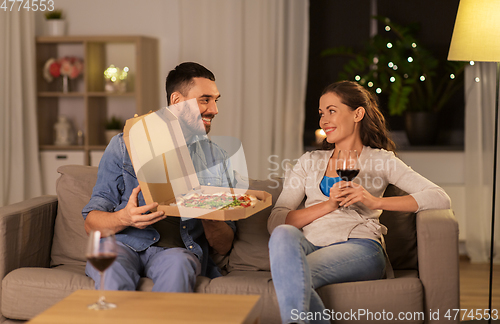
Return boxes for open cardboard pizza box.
[123,106,271,221]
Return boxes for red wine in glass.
[86,230,118,310]
[336,169,360,182]
[336,149,360,209]
[87,253,117,273]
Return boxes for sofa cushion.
[317,277,424,324]
[1,265,93,320]
[50,165,98,267]
[201,271,281,324]
[227,178,283,272]
[379,185,418,270]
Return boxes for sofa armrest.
[416,209,459,324]
[0,196,58,279]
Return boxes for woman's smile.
[323,127,336,135]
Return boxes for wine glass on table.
[86,230,118,310]
[336,149,360,209]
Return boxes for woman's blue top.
[320,175,342,197]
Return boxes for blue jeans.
[85,241,201,292]
[269,225,386,324]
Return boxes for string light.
[390,76,396,83]
[411,43,417,48]
[388,62,394,68]
[385,25,391,32]
[393,65,398,70]
[420,76,426,81]
[387,42,393,49]
[104,64,129,93]
[450,74,456,79]
[475,77,480,82]
[407,57,414,63]
[368,82,374,87]
[376,88,382,94]
[355,75,361,81]
[470,61,475,66]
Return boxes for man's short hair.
[165,62,216,105]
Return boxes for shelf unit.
[35,35,159,165]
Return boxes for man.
[83,62,235,293]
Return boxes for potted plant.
[45,10,65,36]
[105,116,123,144]
[322,16,465,145]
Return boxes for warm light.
[393,65,398,71]
[408,57,414,63]
[420,76,426,81]
[448,0,500,62]
[104,64,129,93]
[475,77,481,82]
[450,74,456,79]
[385,25,391,32]
[376,88,382,94]
[470,61,475,65]
[411,43,417,48]
[368,82,374,87]
[355,75,361,81]
[387,42,393,49]
[390,76,396,83]
[388,62,394,68]
[315,129,327,145]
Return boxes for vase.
[62,75,69,93]
[404,111,439,146]
[45,19,66,36]
[54,116,74,145]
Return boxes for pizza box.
[123,104,271,221]
[158,186,272,221]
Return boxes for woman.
[268,81,451,324]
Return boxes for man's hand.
[118,185,166,229]
[201,220,234,255]
[85,185,166,235]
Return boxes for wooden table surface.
[27,290,261,324]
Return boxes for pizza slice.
[175,192,258,210]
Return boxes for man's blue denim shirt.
[82,133,236,278]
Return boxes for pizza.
[175,192,258,210]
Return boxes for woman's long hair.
[320,81,396,152]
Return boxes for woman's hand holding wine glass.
[335,149,360,209]
[334,149,381,210]
[86,230,118,310]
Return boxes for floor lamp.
[448,0,500,321]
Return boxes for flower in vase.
[43,58,61,82]
[43,56,84,83]
[59,58,73,77]
[70,59,84,79]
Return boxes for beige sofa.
[0,165,459,323]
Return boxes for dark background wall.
[304,0,462,148]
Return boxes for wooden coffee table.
[27,290,261,324]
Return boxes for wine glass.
[86,230,118,310]
[336,149,360,209]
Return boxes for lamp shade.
[448,0,500,62]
